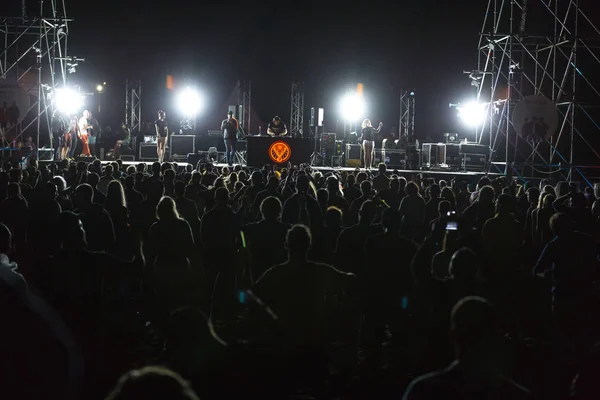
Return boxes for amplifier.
[120,154,135,162]
[460,143,489,155]
[374,148,384,164]
[422,143,446,167]
[37,148,54,161]
[320,133,336,158]
[334,140,343,156]
[461,153,487,170]
[445,143,460,167]
[345,143,361,167]
[382,148,407,168]
[170,135,195,157]
[139,143,160,160]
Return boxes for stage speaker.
[345,143,361,167]
[318,108,324,127]
[228,105,236,116]
[238,104,243,121]
[37,148,54,161]
[170,135,195,157]
[320,133,336,158]
[310,107,315,127]
[334,140,343,156]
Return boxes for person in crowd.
[244,196,290,280]
[399,181,426,241]
[533,212,597,355]
[403,297,530,399]
[372,163,390,192]
[105,366,200,400]
[73,183,115,252]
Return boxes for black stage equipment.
[246,136,311,167]
[444,132,460,144]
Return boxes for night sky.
[14,0,487,138]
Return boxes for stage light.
[340,93,365,121]
[457,101,487,127]
[54,88,84,115]
[177,87,202,115]
[96,84,104,92]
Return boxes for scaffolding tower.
[125,79,141,134]
[290,81,304,137]
[399,89,415,139]
[1,0,79,151]
[237,80,251,132]
[473,0,600,182]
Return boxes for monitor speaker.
[310,107,315,127]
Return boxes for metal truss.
[399,89,415,139]
[125,79,141,134]
[290,81,304,138]
[1,0,79,150]
[237,80,251,132]
[473,0,600,182]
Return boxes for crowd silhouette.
[0,157,599,400]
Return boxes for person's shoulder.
[403,365,453,400]
[309,261,356,277]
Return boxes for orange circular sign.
[268,141,292,163]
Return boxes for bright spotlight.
[177,87,202,115]
[54,88,84,115]
[457,101,487,127]
[340,93,365,121]
[96,84,104,92]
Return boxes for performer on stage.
[267,116,287,137]
[61,117,77,160]
[78,110,92,156]
[360,119,383,169]
[155,110,168,163]
[88,111,101,157]
[221,110,239,166]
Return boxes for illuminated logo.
[268,141,291,164]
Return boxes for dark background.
[5,0,598,151]
[50,0,486,139]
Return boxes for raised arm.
[373,122,383,134]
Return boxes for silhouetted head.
[87,172,100,188]
[359,200,376,225]
[260,196,282,221]
[324,206,343,228]
[157,196,180,221]
[105,366,199,400]
[451,296,498,360]
[75,183,94,206]
[285,224,312,257]
[326,176,339,192]
[214,187,229,207]
[550,212,574,236]
[449,247,479,281]
[406,182,419,196]
[495,193,516,215]
[438,200,451,216]
[360,180,372,196]
[174,181,185,197]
